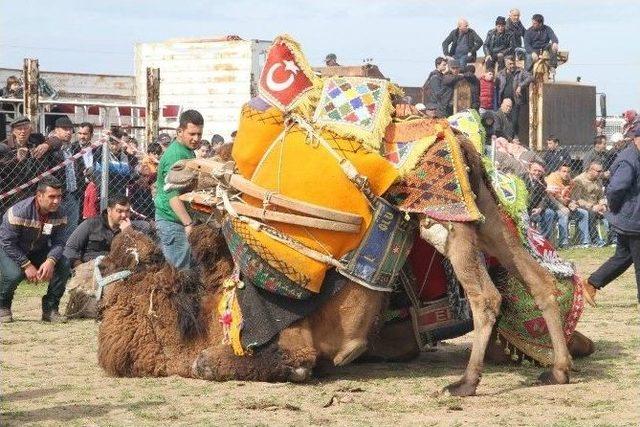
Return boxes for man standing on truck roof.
[442,18,483,68]
[506,8,526,49]
[154,110,203,270]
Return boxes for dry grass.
[1,247,639,426]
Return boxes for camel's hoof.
[537,369,569,385]
[442,379,478,397]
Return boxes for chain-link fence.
[0,131,158,223]
[1,128,629,249]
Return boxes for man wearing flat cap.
[484,16,515,72]
[48,117,85,237]
[0,116,50,214]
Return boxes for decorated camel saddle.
[168,35,587,366]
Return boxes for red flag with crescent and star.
[258,41,314,111]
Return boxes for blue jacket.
[605,144,640,235]
[0,196,67,267]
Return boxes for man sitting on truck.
[441,18,483,68]
[483,16,514,72]
[524,14,559,72]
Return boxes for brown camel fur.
[98,225,385,382]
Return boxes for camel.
[97,136,577,396]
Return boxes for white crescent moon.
[265,63,295,92]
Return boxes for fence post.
[145,67,160,144]
[100,107,110,211]
[23,58,39,131]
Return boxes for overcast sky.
[1,0,638,114]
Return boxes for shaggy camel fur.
[98,225,383,382]
[98,137,575,395]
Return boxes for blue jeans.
[453,53,470,68]
[61,190,81,239]
[557,208,590,246]
[531,208,557,241]
[156,218,192,270]
[0,247,71,310]
[587,211,609,246]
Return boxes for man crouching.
[0,177,71,323]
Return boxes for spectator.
[141,142,162,176]
[607,132,630,173]
[154,110,203,270]
[506,8,526,49]
[325,53,340,67]
[483,16,514,72]
[0,116,50,214]
[622,110,639,140]
[441,18,483,67]
[48,117,84,237]
[1,75,23,99]
[156,132,172,151]
[196,140,213,158]
[63,195,151,267]
[0,76,23,139]
[585,127,640,305]
[542,135,572,173]
[442,60,466,116]
[524,14,559,72]
[496,55,533,136]
[583,136,612,178]
[546,163,590,248]
[230,130,237,143]
[76,122,95,171]
[462,65,480,110]
[423,57,449,117]
[481,110,497,139]
[494,98,514,139]
[211,134,225,147]
[94,131,134,197]
[0,177,71,323]
[479,71,495,113]
[82,173,99,220]
[572,161,609,246]
[525,160,557,240]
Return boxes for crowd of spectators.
[0,108,233,322]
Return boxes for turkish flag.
[259,42,313,111]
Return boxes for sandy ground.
[1,247,639,426]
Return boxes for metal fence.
[0,132,627,249]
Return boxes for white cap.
[610,132,624,143]
[415,103,426,111]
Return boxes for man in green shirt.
[154,110,203,269]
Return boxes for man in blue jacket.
[0,177,71,323]
[524,14,559,72]
[585,126,640,305]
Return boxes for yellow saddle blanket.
[231,104,398,294]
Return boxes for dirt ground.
[1,247,639,426]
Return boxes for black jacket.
[524,24,558,53]
[494,109,514,139]
[49,138,85,196]
[605,144,640,234]
[496,68,533,105]
[0,196,67,267]
[63,211,151,264]
[506,19,526,47]
[483,29,514,57]
[442,28,483,60]
[424,70,447,116]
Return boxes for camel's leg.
[475,180,572,384]
[306,281,386,367]
[423,221,502,396]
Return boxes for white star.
[283,60,299,75]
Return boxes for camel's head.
[100,227,164,276]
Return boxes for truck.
[134,36,272,141]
